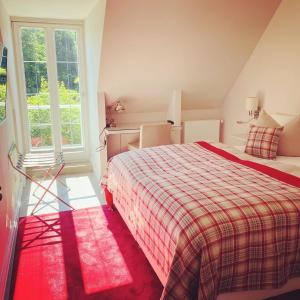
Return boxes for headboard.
[270,112,298,126]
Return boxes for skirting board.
[217,277,300,300]
[0,178,24,300]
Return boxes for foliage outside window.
[0,46,8,123]
[21,27,83,149]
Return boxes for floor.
[12,177,163,300]
[15,172,300,300]
[20,172,106,216]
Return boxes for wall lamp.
[106,100,126,127]
[112,100,126,113]
[246,97,259,118]
[237,97,260,124]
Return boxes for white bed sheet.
[222,144,300,177]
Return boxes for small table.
[101,123,182,175]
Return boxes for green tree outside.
[0,74,6,121]
[0,46,8,122]
[21,28,82,148]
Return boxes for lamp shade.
[114,101,125,112]
[245,97,258,112]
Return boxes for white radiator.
[183,120,221,143]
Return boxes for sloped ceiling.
[99,0,281,112]
[1,0,100,19]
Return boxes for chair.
[128,122,172,150]
[8,144,74,215]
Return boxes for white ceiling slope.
[1,0,100,19]
[100,0,281,112]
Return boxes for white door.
[0,121,12,298]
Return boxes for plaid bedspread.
[105,142,300,300]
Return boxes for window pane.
[55,29,83,148]
[30,125,53,148]
[20,27,53,149]
[21,28,47,61]
[58,89,80,105]
[28,106,51,124]
[60,107,70,123]
[61,106,82,124]
[55,30,78,62]
[27,93,50,106]
[0,47,7,122]
[61,124,82,146]
[61,124,71,145]
[71,124,81,145]
[60,105,82,146]
[57,63,79,91]
[68,92,80,104]
[68,63,79,91]
[70,106,81,123]
[24,62,48,94]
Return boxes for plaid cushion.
[245,125,282,159]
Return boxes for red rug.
[11,206,163,300]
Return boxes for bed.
[103,141,300,300]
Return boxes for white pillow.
[251,110,282,128]
[277,115,300,156]
[270,113,296,126]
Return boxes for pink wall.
[223,0,300,145]
[99,0,280,116]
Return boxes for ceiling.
[1,0,100,19]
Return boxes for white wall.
[84,0,106,179]
[110,108,222,124]
[223,0,300,145]
[2,0,99,19]
[99,0,280,116]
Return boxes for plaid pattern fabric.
[105,143,300,300]
[245,125,282,159]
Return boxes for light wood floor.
[20,173,105,217]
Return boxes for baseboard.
[0,178,24,300]
[27,162,93,177]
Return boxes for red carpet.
[11,206,163,300]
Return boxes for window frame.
[13,20,90,163]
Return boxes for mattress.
[104,142,300,300]
[231,144,300,177]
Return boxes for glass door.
[21,27,53,149]
[55,29,83,149]
[14,22,88,161]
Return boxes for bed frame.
[220,112,300,299]
[218,277,300,300]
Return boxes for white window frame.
[12,20,90,163]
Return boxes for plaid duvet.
[105,142,300,300]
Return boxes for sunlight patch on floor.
[20,173,105,216]
[76,208,133,294]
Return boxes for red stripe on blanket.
[196,141,300,188]
[101,183,114,209]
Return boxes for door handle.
[0,186,2,202]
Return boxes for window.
[55,29,83,148]
[21,27,53,148]
[14,22,88,161]
[0,46,8,123]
